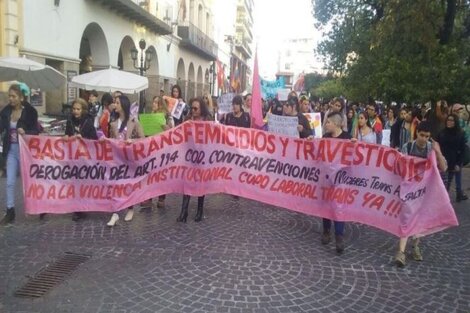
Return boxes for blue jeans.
[322,218,345,236]
[447,169,462,193]
[6,143,20,209]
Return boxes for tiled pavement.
[0,171,469,313]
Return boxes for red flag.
[217,60,224,89]
[251,50,264,129]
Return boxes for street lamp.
[130,39,154,113]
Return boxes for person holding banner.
[106,95,145,227]
[283,97,312,139]
[64,98,98,221]
[222,95,251,128]
[395,121,448,267]
[151,95,174,209]
[0,84,39,225]
[177,97,212,223]
[321,112,352,253]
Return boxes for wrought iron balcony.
[88,0,172,35]
[235,37,252,59]
[177,23,218,60]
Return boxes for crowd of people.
[0,83,468,267]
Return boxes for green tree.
[312,0,470,103]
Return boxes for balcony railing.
[235,37,252,59]
[177,22,218,60]
[88,0,172,35]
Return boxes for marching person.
[0,84,39,225]
[148,95,174,209]
[394,121,448,267]
[177,97,212,223]
[437,114,468,202]
[222,95,251,128]
[64,98,98,221]
[107,95,145,226]
[321,112,351,254]
[283,96,312,139]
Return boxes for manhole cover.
[14,252,91,298]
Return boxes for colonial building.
[0,0,218,114]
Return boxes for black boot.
[457,191,468,202]
[177,195,190,223]
[1,208,15,225]
[72,212,86,221]
[194,196,205,222]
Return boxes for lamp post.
[130,39,154,113]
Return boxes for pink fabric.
[250,50,264,129]
[19,121,458,237]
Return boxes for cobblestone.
[0,171,469,312]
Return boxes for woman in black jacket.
[64,98,98,221]
[0,84,39,225]
[437,113,468,202]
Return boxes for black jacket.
[437,128,467,169]
[65,114,98,140]
[0,102,39,157]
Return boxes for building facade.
[277,37,319,90]
[0,0,218,114]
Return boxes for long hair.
[446,113,461,132]
[117,95,131,132]
[171,84,183,100]
[189,97,211,120]
[8,84,24,100]
[152,96,168,113]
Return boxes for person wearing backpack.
[394,121,448,267]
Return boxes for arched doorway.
[188,62,195,100]
[196,65,203,96]
[79,22,109,74]
[117,36,137,72]
[144,45,159,103]
[204,68,210,93]
[176,58,186,98]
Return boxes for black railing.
[178,23,218,60]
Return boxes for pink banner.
[19,121,458,237]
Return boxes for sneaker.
[395,251,406,267]
[321,232,331,245]
[457,192,468,202]
[412,244,423,261]
[335,235,345,254]
[0,208,15,225]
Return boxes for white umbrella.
[0,56,66,91]
[69,68,148,94]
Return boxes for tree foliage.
[312,0,470,103]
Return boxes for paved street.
[0,170,469,313]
